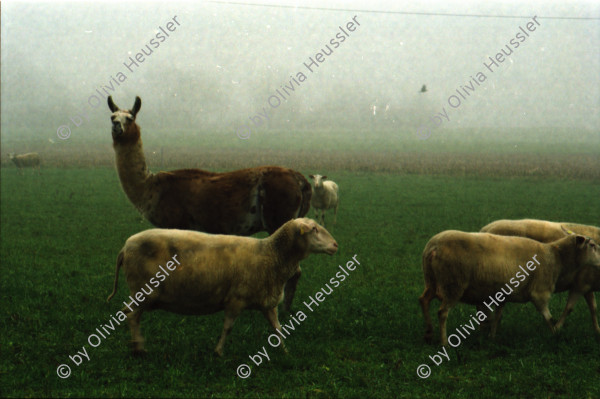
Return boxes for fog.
[1,0,599,148]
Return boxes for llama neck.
[113,139,151,207]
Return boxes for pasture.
[1,157,599,398]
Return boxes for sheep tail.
[106,250,125,302]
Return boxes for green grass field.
[1,167,599,398]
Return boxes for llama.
[107,96,312,311]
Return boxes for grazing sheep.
[107,96,312,312]
[9,152,41,174]
[419,230,600,346]
[309,174,339,226]
[481,219,600,334]
[107,218,338,356]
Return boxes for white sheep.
[9,152,41,174]
[419,230,600,346]
[107,217,338,356]
[481,219,600,334]
[309,174,339,226]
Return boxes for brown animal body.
[9,152,41,173]
[481,219,600,334]
[107,218,338,356]
[108,96,312,310]
[419,230,600,345]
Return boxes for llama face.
[110,110,134,138]
[108,96,142,141]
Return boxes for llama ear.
[108,96,119,112]
[131,96,142,117]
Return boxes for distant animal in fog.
[9,152,41,174]
[107,96,312,311]
[309,174,339,226]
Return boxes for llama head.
[108,96,142,143]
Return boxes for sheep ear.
[561,225,575,235]
[575,235,588,247]
[298,220,313,235]
[322,175,327,180]
[309,175,314,179]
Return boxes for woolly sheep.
[419,230,600,345]
[107,218,338,356]
[309,174,339,226]
[481,219,600,334]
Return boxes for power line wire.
[208,1,600,20]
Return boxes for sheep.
[481,219,600,334]
[107,217,338,356]
[309,174,339,226]
[418,230,600,346]
[9,152,41,174]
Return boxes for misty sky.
[1,0,599,145]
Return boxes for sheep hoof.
[128,341,147,356]
[131,348,147,357]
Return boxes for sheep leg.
[437,299,455,346]
[333,203,337,225]
[215,309,240,356]
[583,292,600,335]
[489,304,504,339]
[476,304,492,332]
[124,306,146,354]
[554,290,581,331]
[531,294,555,332]
[263,307,288,353]
[283,266,301,312]
[418,287,436,344]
